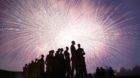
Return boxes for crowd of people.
[23,41,87,78]
[95,67,115,78]
[23,55,44,78]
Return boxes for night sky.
[0,0,140,73]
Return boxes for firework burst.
[0,0,139,73]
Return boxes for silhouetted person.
[77,44,87,78]
[100,67,106,76]
[31,60,36,78]
[54,49,61,78]
[59,48,66,78]
[95,67,100,77]
[38,55,45,78]
[35,58,39,78]
[70,41,77,78]
[64,47,71,78]
[108,67,115,78]
[22,41,90,78]
[46,50,55,78]
[28,63,32,78]
[23,64,28,78]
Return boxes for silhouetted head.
[66,46,69,50]
[51,50,54,54]
[78,44,81,48]
[60,48,63,53]
[49,50,54,54]
[55,49,59,55]
[49,51,51,54]
[35,58,38,61]
[100,67,104,70]
[58,48,61,51]
[109,67,113,70]
[31,60,34,63]
[56,49,60,53]
[41,55,44,58]
[25,64,28,67]
[71,41,75,45]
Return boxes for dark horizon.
[1,64,140,78]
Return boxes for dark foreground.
[0,70,22,78]
[0,70,140,78]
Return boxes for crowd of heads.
[95,67,115,78]
[23,54,45,78]
[23,41,87,78]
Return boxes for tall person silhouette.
[46,50,55,78]
[77,44,87,78]
[59,48,66,78]
[70,41,77,78]
[54,49,61,78]
[38,55,45,78]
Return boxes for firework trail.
[0,0,140,72]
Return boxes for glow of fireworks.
[0,0,139,73]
